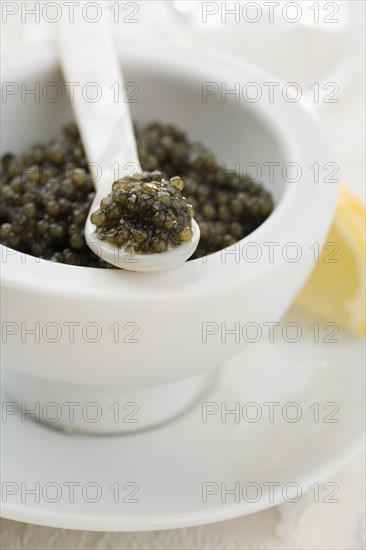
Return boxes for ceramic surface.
[1,40,340,431]
[1,307,364,530]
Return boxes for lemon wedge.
[296,185,366,337]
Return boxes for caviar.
[135,122,273,259]
[0,122,273,267]
[91,172,194,254]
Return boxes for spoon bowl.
[85,216,200,271]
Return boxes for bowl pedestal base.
[2,367,217,434]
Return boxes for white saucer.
[1,307,364,532]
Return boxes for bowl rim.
[1,39,339,300]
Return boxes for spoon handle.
[55,4,140,197]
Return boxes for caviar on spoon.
[56,9,199,272]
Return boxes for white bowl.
[1,39,339,432]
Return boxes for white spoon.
[55,9,199,272]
